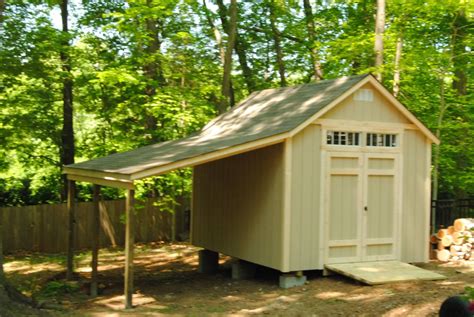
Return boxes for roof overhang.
[67,173,135,189]
[64,132,289,187]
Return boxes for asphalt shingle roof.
[65,74,369,178]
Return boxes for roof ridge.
[251,73,370,95]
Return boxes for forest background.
[0,0,472,207]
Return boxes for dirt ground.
[3,242,474,316]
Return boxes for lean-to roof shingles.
[65,74,369,177]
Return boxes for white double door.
[325,151,400,264]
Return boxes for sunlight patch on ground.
[260,293,280,299]
[94,294,157,310]
[343,289,393,303]
[315,291,346,299]
[436,280,464,286]
[383,304,412,316]
[383,303,436,317]
[96,264,123,271]
[223,295,242,302]
[4,261,63,274]
[236,295,300,315]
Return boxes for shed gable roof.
[64,74,438,183]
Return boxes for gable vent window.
[366,133,397,147]
[354,89,374,102]
[327,131,361,146]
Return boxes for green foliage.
[0,0,472,206]
[39,281,80,298]
[463,286,474,301]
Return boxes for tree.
[60,0,75,200]
[392,35,402,97]
[451,7,468,96]
[303,0,323,81]
[0,0,472,208]
[0,0,5,26]
[268,0,286,87]
[374,0,385,81]
[220,0,237,113]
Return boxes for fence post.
[0,207,3,279]
[431,199,436,234]
[124,188,135,309]
[66,180,76,280]
[91,185,101,297]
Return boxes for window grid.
[366,133,397,147]
[326,131,398,147]
[327,131,361,146]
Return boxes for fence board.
[432,198,474,230]
[0,197,189,253]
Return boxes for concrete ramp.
[325,261,445,285]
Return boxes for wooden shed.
[64,74,439,307]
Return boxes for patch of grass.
[38,281,80,298]
[206,305,228,313]
[156,303,180,313]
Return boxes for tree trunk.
[303,0,323,81]
[451,8,467,96]
[432,78,448,232]
[374,0,385,81]
[0,207,3,280]
[220,0,237,113]
[142,0,166,141]
[203,0,225,64]
[215,0,235,108]
[393,35,403,97]
[60,0,75,201]
[269,0,286,87]
[144,0,165,94]
[0,0,5,27]
[215,0,255,92]
[234,35,256,92]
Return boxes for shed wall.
[322,83,410,123]
[192,143,285,270]
[401,130,431,263]
[288,124,322,271]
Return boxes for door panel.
[366,175,394,239]
[326,152,398,264]
[327,153,362,263]
[329,175,359,241]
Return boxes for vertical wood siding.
[192,143,285,270]
[322,83,410,123]
[401,130,430,262]
[288,125,322,270]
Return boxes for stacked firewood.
[431,218,474,262]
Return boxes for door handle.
[364,206,368,211]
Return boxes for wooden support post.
[124,189,135,309]
[66,180,76,280]
[0,206,4,280]
[91,184,101,297]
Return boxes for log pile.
[432,218,474,262]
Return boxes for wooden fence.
[0,197,190,253]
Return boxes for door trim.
[324,151,401,264]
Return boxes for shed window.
[354,89,374,102]
[366,133,397,147]
[327,131,361,146]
